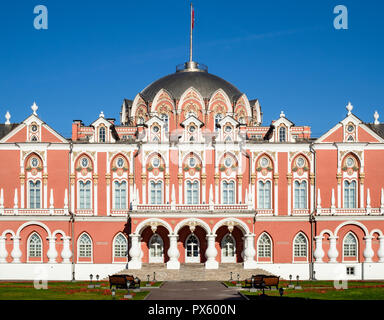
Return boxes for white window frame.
[185,180,199,205]
[221,233,236,263]
[343,232,358,261]
[113,233,128,262]
[149,180,163,205]
[77,233,93,263]
[222,180,236,204]
[293,180,308,209]
[279,126,286,142]
[148,234,164,263]
[185,234,200,263]
[99,126,106,142]
[28,180,42,209]
[27,232,43,262]
[343,180,357,209]
[257,233,272,261]
[257,180,272,209]
[78,180,92,210]
[113,180,127,209]
[293,233,308,262]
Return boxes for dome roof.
[140,61,242,102]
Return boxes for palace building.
[0,58,384,281]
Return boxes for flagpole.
[190,2,193,62]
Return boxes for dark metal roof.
[0,123,20,139]
[365,123,384,139]
[140,68,242,102]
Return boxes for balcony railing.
[317,207,384,216]
[0,208,69,215]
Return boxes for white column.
[310,180,314,213]
[167,234,180,269]
[61,236,72,263]
[0,236,8,263]
[317,188,321,214]
[314,236,325,262]
[44,179,48,209]
[274,182,278,216]
[366,189,371,214]
[142,184,146,205]
[243,233,257,269]
[128,234,142,269]
[202,180,206,204]
[64,188,69,215]
[360,182,364,209]
[93,183,98,215]
[166,180,170,204]
[11,236,22,263]
[238,182,242,204]
[106,183,111,216]
[13,188,18,215]
[327,236,339,263]
[47,236,58,263]
[337,183,341,208]
[380,188,384,214]
[363,236,374,263]
[71,182,75,213]
[49,189,54,215]
[377,236,384,262]
[331,189,336,215]
[205,233,218,269]
[20,184,24,208]
[287,183,291,216]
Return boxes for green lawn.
[237,280,384,300]
[0,281,154,300]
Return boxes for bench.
[109,275,141,289]
[244,274,280,290]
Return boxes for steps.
[113,263,273,281]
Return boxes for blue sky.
[0,0,383,138]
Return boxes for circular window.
[224,157,233,168]
[347,125,354,133]
[31,157,39,168]
[153,126,159,133]
[31,125,38,132]
[296,157,305,168]
[81,158,89,168]
[225,125,232,133]
[260,157,269,168]
[189,126,196,133]
[117,157,124,168]
[346,157,355,168]
[189,157,196,168]
[152,157,160,168]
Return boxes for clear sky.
[0,0,383,138]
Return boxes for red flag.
[191,4,195,29]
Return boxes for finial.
[346,102,353,115]
[374,111,380,124]
[280,110,285,118]
[5,111,10,124]
[99,111,105,118]
[31,101,38,115]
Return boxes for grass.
[0,281,154,300]
[238,280,384,300]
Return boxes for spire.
[189,2,195,62]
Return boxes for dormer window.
[99,127,106,142]
[215,114,223,132]
[31,135,38,142]
[161,114,169,132]
[153,125,159,133]
[225,125,232,133]
[31,125,38,132]
[279,127,286,142]
[347,124,354,133]
[189,125,196,133]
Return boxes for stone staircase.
[113,263,273,281]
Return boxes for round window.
[153,126,159,133]
[224,157,233,168]
[31,158,39,168]
[81,157,89,168]
[117,157,124,168]
[189,126,196,133]
[347,125,354,133]
[225,125,232,133]
[260,157,269,168]
[152,157,160,168]
[296,157,305,168]
[189,157,196,168]
[346,157,355,168]
[31,125,38,132]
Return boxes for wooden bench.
[244,274,280,290]
[109,275,141,289]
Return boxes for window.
[114,181,127,209]
[258,181,271,209]
[79,234,92,258]
[279,127,286,142]
[343,233,357,257]
[258,233,272,258]
[346,267,355,275]
[29,181,41,209]
[186,234,199,260]
[161,114,169,132]
[150,181,162,204]
[344,181,357,208]
[221,234,236,261]
[294,233,307,258]
[99,127,106,142]
[222,181,235,204]
[294,181,307,209]
[28,233,42,258]
[215,114,223,131]
[114,234,128,258]
[79,181,91,209]
[186,181,199,204]
[149,234,164,262]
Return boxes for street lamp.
[229,272,233,281]
[88,274,94,288]
[95,274,100,288]
[146,274,151,287]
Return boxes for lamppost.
[95,274,100,288]
[88,274,94,288]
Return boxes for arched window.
[215,114,223,131]
[78,233,92,258]
[114,181,127,209]
[150,181,162,204]
[79,181,91,209]
[222,181,235,204]
[138,117,144,125]
[185,234,200,262]
[113,234,128,258]
[221,234,236,262]
[258,233,272,258]
[149,234,164,263]
[294,233,307,258]
[344,181,357,208]
[29,180,41,209]
[28,233,42,258]
[279,127,286,142]
[161,114,169,132]
[258,181,271,209]
[294,181,307,209]
[99,127,106,142]
[186,181,199,204]
[343,233,357,257]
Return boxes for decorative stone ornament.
[346,102,353,115]
[5,111,10,124]
[31,101,38,115]
[374,111,380,124]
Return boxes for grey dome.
[140,62,242,102]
